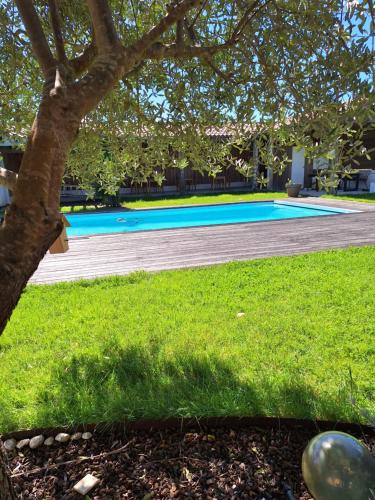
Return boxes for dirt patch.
[6,424,375,499]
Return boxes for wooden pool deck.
[30,198,375,284]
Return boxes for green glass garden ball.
[302,431,375,500]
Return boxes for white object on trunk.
[0,186,10,207]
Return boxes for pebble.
[44,437,54,446]
[29,435,44,449]
[55,433,70,443]
[16,439,30,450]
[82,432,92,440]
[73,474,100,495]
[71,432,82,441]
[3,439,16,451]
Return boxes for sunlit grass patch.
[61,191,287,213]
[1,246,374,432]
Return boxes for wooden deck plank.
[30,199,375,284]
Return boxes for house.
[206,124,375,191]
[1,126,374,204]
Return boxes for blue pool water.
[66,201,355,237]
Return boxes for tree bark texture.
[0,84,79,334]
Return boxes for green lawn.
[121,191,288,209]
[60,191,375,214]
[61,191,287,212]
[1,246,375,432]
[322,193,375,204]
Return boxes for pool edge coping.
[64,197,371,217]
[275,200,361,214]
[65,202,365,239]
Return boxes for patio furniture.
[243,175,256,188]
[339,171,360,191]
[175,177,197,192]
[148,179,164,193]
[308,170,361,192]
[130,181,149,194]
[60,193,102,208]
[358,169,372,190]
[212,175,228,190]
[308,170,325,191]
[185,178,197,191]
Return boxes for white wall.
[0,186,10,207]
[0,157,10,206]
[291,147,305,186]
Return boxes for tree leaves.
[1,0,374,192]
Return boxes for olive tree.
[0,0,373,496]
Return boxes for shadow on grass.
[34,342,349,428]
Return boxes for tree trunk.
[0,203,63,333]
[0,443,16,500]
[0,90,77,335]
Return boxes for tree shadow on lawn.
[35,343,351,429]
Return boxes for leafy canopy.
[0,0,374,192]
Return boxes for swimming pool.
[66,201,356,237]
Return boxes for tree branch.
[188,0,208,29]
[143,1,272,69]
[70,43,97,75]
[144,41,233,60]
[86,0,119,54]
[228,0,269,44]
[72,0,201,117]
[129,0,201,56]
[15,0,55,76]
[48,0,67,63]
[184,19,234,82]
[122,60,147,88]
[176,20,184,47]
[0,168,18,191]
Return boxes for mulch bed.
[5,423,375,499]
